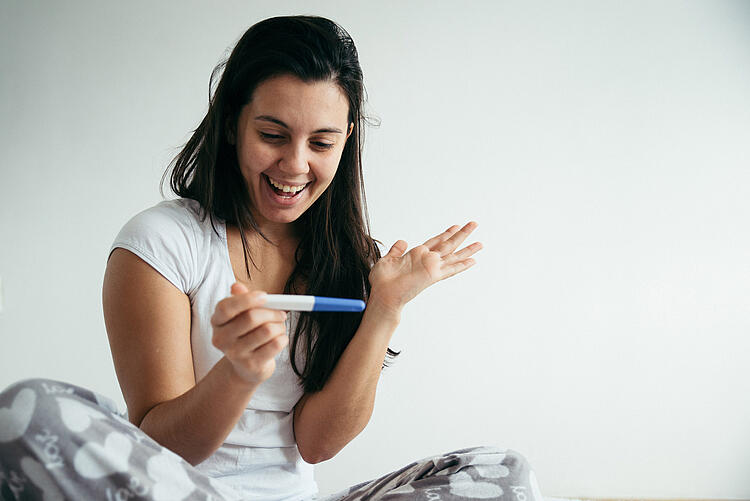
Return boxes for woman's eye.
[259,132,333,150]
[260,132,284,141]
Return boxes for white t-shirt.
[109,197,316,501]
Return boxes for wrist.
[217,357,260,395]
[365,293,403,324]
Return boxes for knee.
[502,449,543,499]
[0,378,81,413]
[2,378,44,396]
[0,380,51,447]
[464,445,534,478]
[1,378,69,397]
[503,448,533,475]
[460,446,541,499]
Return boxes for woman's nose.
[278,143,309,174]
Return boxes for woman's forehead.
[246,74,349,132]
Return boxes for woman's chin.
[256,207,305,225]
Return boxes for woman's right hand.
[210,282,289,387]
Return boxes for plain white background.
[1,0,749,497]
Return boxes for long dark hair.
[161,15,398,393]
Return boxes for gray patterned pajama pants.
[0,379,543,501]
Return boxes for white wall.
[1,0,749,497]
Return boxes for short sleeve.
[108,200,199,295]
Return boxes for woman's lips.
[262,173,308,206]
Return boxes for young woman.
[0,15,542,500]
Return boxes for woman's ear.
[346,122,354,139]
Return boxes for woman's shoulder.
[118,197,213,236]
[109,198,211,295]
[141,197,202,222]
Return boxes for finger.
[223,332,288,384]
[231,281,249,295]
[251,332,289,361]
[422,225,460,249]
[435,221,478,256]
[212,288,268,327]
[386,240,408,258]
[438,258,477,281]
[213,308,286,351]
[443,241,483,263]
[230,320,288,354]
[233,308,287,339]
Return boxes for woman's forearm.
[138,356,258,466]
[293,297,402,463]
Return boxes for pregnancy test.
[263,294,366,312]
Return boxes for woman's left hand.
[367,221,482,315]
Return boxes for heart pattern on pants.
[449,471,504,498]
[472,460,510,479]
[0,388,36,443]
[147,450,196,501]
[1,379,541,500]
[56,396,107,433]
[21,456,65,501]
[73,432,132,479]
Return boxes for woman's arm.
[138,361,259,466]
[293,223,481,463]
[103,249,279,466]
[292,297,400,464]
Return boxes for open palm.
[368,222,482,312]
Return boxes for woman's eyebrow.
[254,115,343,134]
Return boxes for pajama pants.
[0,379,543,501]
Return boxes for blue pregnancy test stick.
[263,294,366,312]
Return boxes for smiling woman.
[163,17,392,401]
[229,75,353,226]
[0,14,539,501]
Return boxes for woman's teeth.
[267,176,307,194]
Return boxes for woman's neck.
[228,222,300,256]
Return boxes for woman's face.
[232,74,353,232]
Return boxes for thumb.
[386,240,408,258]
[231,281,249,295]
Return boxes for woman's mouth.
[263,174,310,203]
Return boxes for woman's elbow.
[297,440,338,464]
[294,405,372,463]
